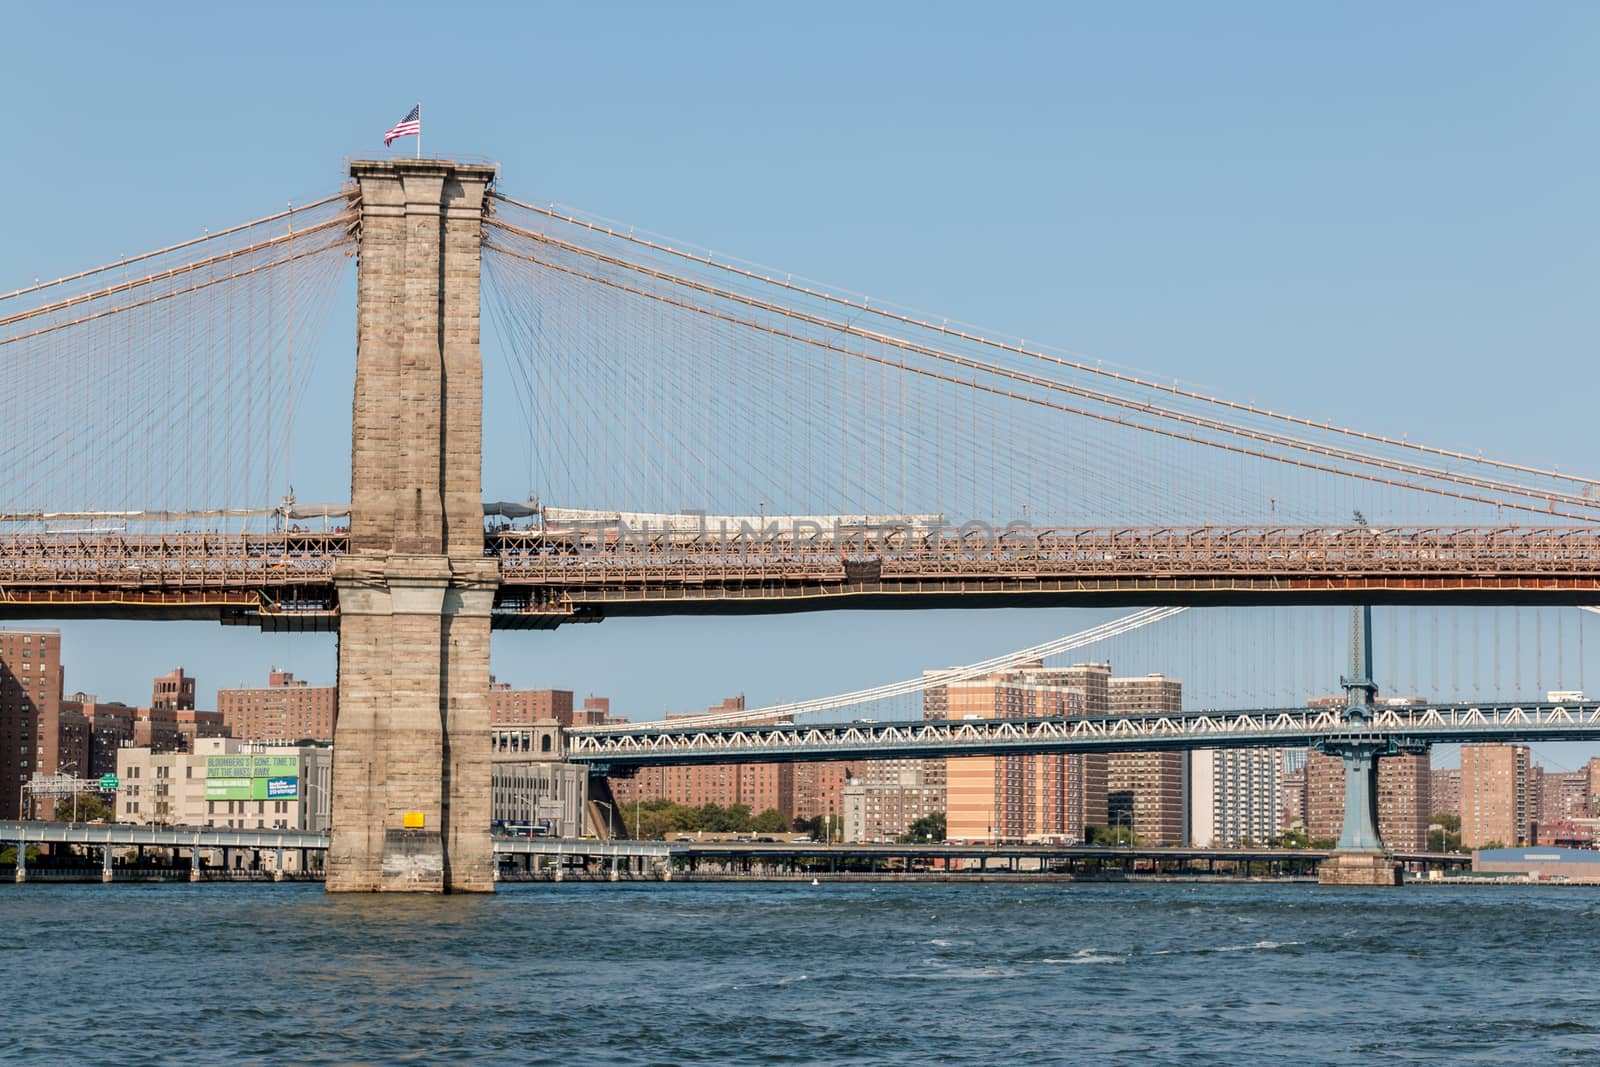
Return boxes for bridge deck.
[1,525,1599,624]
[568,700,1600,766]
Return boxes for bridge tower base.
[328,158,500,893]
[1317,743,1404,886]
[1318,852,1403,886]
[1317,599,1403,887]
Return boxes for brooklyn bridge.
[4,158,1598,891]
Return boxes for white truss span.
[566,700,1600,765]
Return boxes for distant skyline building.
[945,663,1106,843]
[1460,744,1532,848]
[488,682,573,726]
[1378,752,1432,852]
[0,629,65,818]
[488,683,625,728]
[944,663,1184,844]
[151,667,196,712]
[1106,674,1185,846]
[140,705,230,752]
[218,669,336,742]
[843,760,943,843]
[792,761,853,826]
[1191,748,1282,847]
[574,695,617,727]
[844,755,947,841]
[1536,818,1600,849]
[920,671,952,797]
[1064,664,1111,843]
[1537,769,1588,825]
[608,760,795,817]
[490,728,589,840]
[1431,768,1461,821]
[60,693,137,778]
[1279,749,1307,830]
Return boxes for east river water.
[5,881,1599,1064]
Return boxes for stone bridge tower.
[329,159,500,892]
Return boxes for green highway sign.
[98,773,119,791]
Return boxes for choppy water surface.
[6,881,1600,1064]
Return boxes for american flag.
[384,105,421,146]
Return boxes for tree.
[697,803,753,833]
[51,792,114,822]
[1428,827,1463,852]
[898,812,945,843]
[1430,812,1460,833]
[629,799,695,840]
[751,808,789,833]
[1087,824,1135,846]
[1271,828,1311,849]
[1479,840,1507,851]
[1309,838,1338,850]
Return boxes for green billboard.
[205,755,301,801]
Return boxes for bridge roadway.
[1,524,1599,626]
[0,823,1465,873]
[0,820,665,862]
[660,840,1469,874]
[0,820,327,851]
[567,699,1600,767]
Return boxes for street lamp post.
[64,761,81,822]
[597,801,614,841]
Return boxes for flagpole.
[417,101,422,160]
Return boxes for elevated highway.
[0,823,1467,877]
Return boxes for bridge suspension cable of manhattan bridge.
[576,605,1189,733]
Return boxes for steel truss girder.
[565,699,1600,766]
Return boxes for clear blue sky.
[3,3,1598,764]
